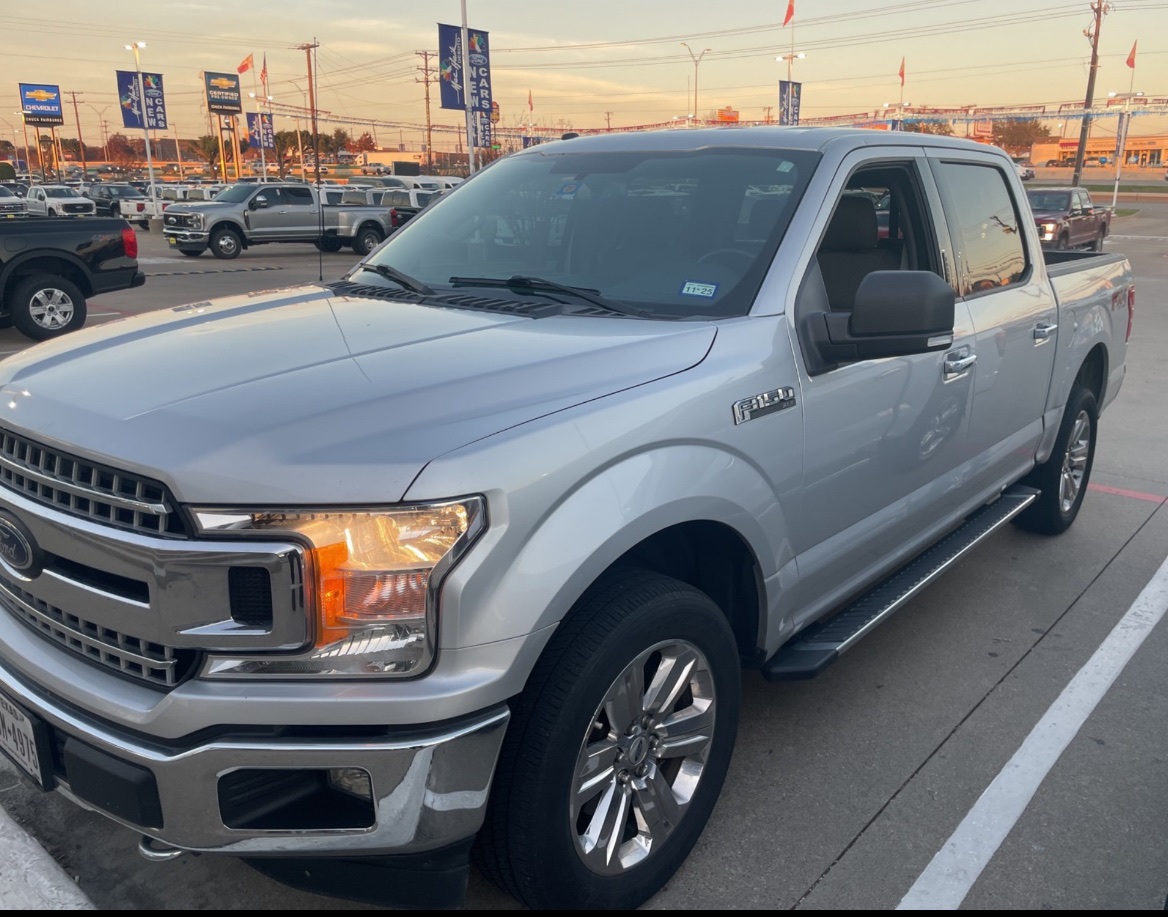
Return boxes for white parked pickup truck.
[0,129,1131,909]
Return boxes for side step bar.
[761,485,1039,681]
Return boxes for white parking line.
[898,552,1168,910]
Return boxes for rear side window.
[932,162,1027,296]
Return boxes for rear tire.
[314,238,344,253]
[475,569,741,910]
[352,225,384,257]
[1014,383,1097,535]
[9,273,87,341]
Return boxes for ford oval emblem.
[0,510,43,578]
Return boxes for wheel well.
[2,257,92,300]
[209,222,247,248]
[606,521,763,664]
[358,221,384,238]
[1075,343,1107,404]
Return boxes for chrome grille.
[0,429,189,537]
[0,573,194,688]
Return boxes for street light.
[680,43,712,124]
[1107,90,1144,210]
[883,101,913,131]
[775,51,806,82]
[13,111,36,180]
[124,41,157,193]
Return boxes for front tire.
[1014,383,1097,535]
[476,569,741,910]
[209,226,242,259]
[314,237,343,253]
[9,273,87,341]
[1055,234,1069,251]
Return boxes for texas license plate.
[0,691,52,789]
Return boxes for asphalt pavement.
[0,217,1166,910]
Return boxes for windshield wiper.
[449,275,651,318]
[354,263,434,296]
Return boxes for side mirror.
[251,197,269,210]
[808,271,955,363]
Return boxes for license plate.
[167,237,176,246]
[0,691,53,790]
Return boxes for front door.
[788,151,976,620]
[244,188,286,240]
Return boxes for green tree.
[191,134,222,179]
[991,118,1052,156]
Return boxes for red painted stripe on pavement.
[1088,483,1166,504]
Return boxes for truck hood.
[162,201,231,214]
[1031,209,1068,221]
[0,285,715,504]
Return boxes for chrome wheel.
[28,288,76,330]
[571,639,715,876]
[1059,409,1091,512]
[215,232,239,257]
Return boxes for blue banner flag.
[778,80,802,126]
[116,71,168,131]
[437,23,491,113]
[204,71,242,115]
[246,112,275,150]
[18,83,64,126]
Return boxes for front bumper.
[0,655,509,857]
[163,229,209,245]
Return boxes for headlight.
[190,213,205,229]
[193,498,485,678]
[1041,222,1057,234]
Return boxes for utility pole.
[66,91,87,176]
[604,110,613,131]
[763,105,773,123]
[1071,0,1109,188]
[416,50,436,168]
[296,41,321,187]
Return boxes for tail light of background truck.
[1127,284,1135,342]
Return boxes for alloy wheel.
[29,288,75,330]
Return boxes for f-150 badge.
[733,387,796,425]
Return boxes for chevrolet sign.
[17,82,64,126]
[203,71,241,114]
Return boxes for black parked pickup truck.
[0,217,145,340]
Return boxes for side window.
[1073,191,1089,213]
[933,162,1027,296]
[386,191,410,207]
[284,187,314,205]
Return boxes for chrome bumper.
[163,230,208,243]
[0,656,509,857]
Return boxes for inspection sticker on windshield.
[680,281,718,298]
[554,180,581,199]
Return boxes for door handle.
[1033,321,1058,343]
[943,350,976,380]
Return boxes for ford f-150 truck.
[0,129,1131,910]
[161,182,392,259]
[0,216,144,339]
[1027,186,1111,251]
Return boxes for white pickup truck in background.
[0,129,1131,910]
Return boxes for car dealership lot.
[0,218,1166,910]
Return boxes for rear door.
[280,185,320,237]
[928,152,1057,495]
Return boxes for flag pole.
[1111,49,1136,212]
[461,0,476,175]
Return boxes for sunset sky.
[2,0,1164,148]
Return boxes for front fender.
[423,443,788,651]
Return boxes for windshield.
[0,187,11,199]
[215,184,260,203]
[367,146,817,318]
[1027,191,1071,212]
[46,188,80,198]
[109,186,144,198]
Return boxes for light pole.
[680,43,712,124]
[883,101,913,131]
[124,41,157,192]
[87,105,109,162]
[14,112,35,179]
[1107,90,1144,210]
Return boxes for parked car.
[1014,163,1035,181]
[0,128,1133,910]
[86,183,150,228]
[1025,187,1111,250]
[162,182,393,257]
[0,215,144,338]
[0,185,27,217]
[24,185,96,217]
[0,181,28,198]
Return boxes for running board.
[761,485,1039,681]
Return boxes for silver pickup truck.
[162,182,391,259]
[0,129,1132,909]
